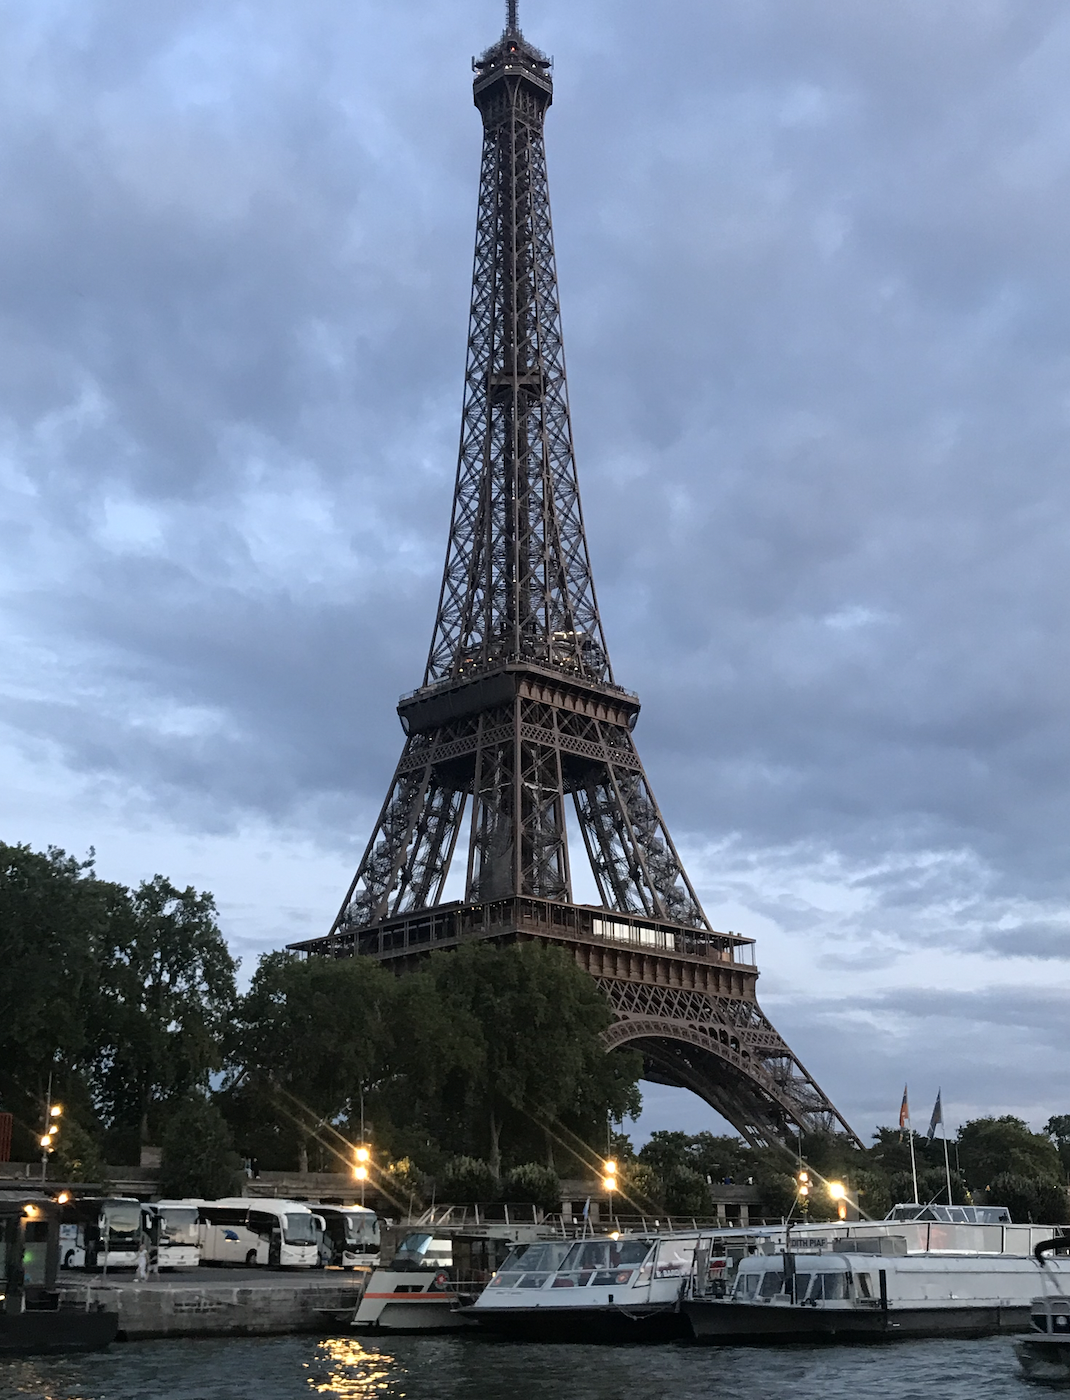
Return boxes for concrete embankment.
[61,1269,366,1340]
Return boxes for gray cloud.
[3,0,1070,1134]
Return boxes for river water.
[0,1333,1045,1400]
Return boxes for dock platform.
[60,1269,366,1340]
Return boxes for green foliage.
[440,1156,497,1202]
[957,1117,1063,1189]
[0,843,122,1153]
[231,950,395,1170]
[500,1163,561,1214]
[159,1095,241,1199]
[1045,1117,1070,1179]
[986,1173,1070,1225]
[53,1118,110,1186]
[92,876,237,1146]
[379,942,642,1176]
[661,1166,712,1217]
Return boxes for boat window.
[498,1241,567,1274]
[654,1239,698,1278]
[393,1233,435,1265]
[1031,1312,1050,1334]
[857,1273,872,1298]
[792,1272,813,1301]
[758,1271,785,1299]
[490,1273,524,1288]
[283,1213,318,1246]
[517,1273,552,1288]
[734,1272,760,1300]
[819,1272,848,1301]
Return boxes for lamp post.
[40,1073,62,1184]
[828,1180,848,1221]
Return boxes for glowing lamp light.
[828,1182,847,1201]
[609,1231,620,1241]
[355,1146,371,1164]
[56,1192,70,1204]
[23,1205,39,1219]
[603,1159,617,1174]
[50,1105,62,1118]
[40,1135,53,1149]
[798,1185,809,1197]
[354,1165,369,1182]
[602,1175,617,1193]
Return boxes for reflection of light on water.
[305,1338,403,1397]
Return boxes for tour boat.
[0,1196,117,1355]
[352,1211,557,1333]
[1015,1240,1070,1382]
[684,1234,1070,1342]
[466,1232,702,1341]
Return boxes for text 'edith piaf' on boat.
[683,1214,1070,1344]
[1015,1237,1070,1382]
[0,1192,117,1355]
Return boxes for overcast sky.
[3,0,1070,1149]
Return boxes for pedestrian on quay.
[135,1243,149,1282]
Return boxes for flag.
[926,1089,943,1142]
[899,1086,910,1131]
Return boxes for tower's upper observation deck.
[473,4,552,109]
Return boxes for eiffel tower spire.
[292,14,859,1150]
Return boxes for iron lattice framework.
[292,6,859,1150]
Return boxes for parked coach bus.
[316,1205,380,1269]
[198,1199,323,1268]
[60,1196,143,1270]
[147,1200,202,1269]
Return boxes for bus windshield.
[283,1213,318,1246]
[105,1201,141,1242]
[160,1208,199,1246]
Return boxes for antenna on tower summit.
[505,0,519,33]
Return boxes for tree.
[956,1117,1063,1191]
[0,843,121,1154]
[232,950,395,1172]
[160,1096,241,1200]
[440,1156,497,1202]
[500,1163,561,1214]
[1045,1116,1070,1179]
[986,1172,1069,1225]
[91,876,238,1151]
[422,941,641,1176]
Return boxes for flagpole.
[909,1123,919,1205]
[942,1120,953,1205]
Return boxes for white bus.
[198,1199,323,1268]
[148,1200,202,1269]
[316,1205,380,1269]
[60,1196,144,1270]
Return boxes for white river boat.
[352,1208,559,1333]
[684,1233,1070,1342]
[1015,1239,1070,1382]
[466,1233,702,1341]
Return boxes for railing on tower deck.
[305,896,757,966]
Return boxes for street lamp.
[354,1147,372,1206]
[828,1181,848,1220]
[602,1159,618,1224]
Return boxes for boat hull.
[466,1303,688,1343]
[684,1299,1031,1343]
[1015,1337,1070,1381]
[0,1309,118,1356]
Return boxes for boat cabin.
[1,1196,60,1310]
[884,1203,1011,1225]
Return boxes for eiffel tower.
[292,2,860,1150]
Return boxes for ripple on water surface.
[0,1332,1042,1400]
